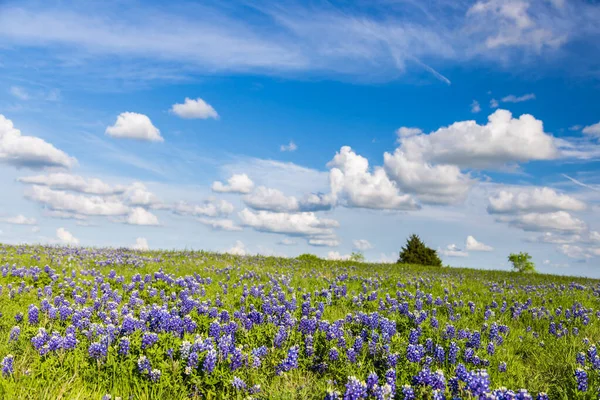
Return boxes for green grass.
[0,244,599,399]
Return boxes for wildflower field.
[0,244,599,399]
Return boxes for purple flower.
[119,337,130,356]
[1,355,14,376]
[344,376,367,400]
[88,340,108,360]
[137,356,151,374]
[498,361,507,372]
[276,346,299,375]
[28,304,39,325]
[329,347,340,362]
[366,372,378,391]
[401,384,415,400]
[9,326,20,342]
[232,376,247,391]
[575,368,588,392]
[141,332,158,350]
[203,349,217,374]
[149,368,161,383]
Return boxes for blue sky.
[0,0,599,276]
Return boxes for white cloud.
[395,127,423,141]
[105,112,163,142]
[501,93,536,103]
[353,239,373,251]
[590,231,600,243]
[197,218,241,231]
[327,251,351,260]
[227,240,246,256]
[211,173,254,194]
[328,146,419,210]
[44,210,87,220]
[170,97,218,119]
[10,86,29,100]
[465,235,493,251]
[172,198,234,217]
[56,227,79,245]
[2,214,37,225]
[569,125,582,131]
[278,238,297,245]
[490,98,499,108]
[25,185,130,216]
[440,244,468,257]
[122,182,160,207]
[383,151,473,205]
[18,173,125,195]
[396,109,558,169]
[239,208,339,238]
[308,236,340,247]
[243,186,299,212]
[280,141,297,152]
[528,232,581,244]
[557,244,592,260]
[582,122,600,138]
[126,207,159,226]
[488,187,586,214]
[0,114,76,169]
[471,100,481,113]
[132,237,149,250]
[501,211,587,233]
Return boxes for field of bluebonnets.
[1,244,599,399]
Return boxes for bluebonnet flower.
[88,340,108,360]
[276,346,299,375]
[401,385,415,400]
[230,347,244,371]
[1,355,14,376]
[366,372,378,391]
[63,333,78,350]
[118,337,130,356]
[330,347,340,361]
[466,370,490,397]
[448,342,459,365]
[499,361,507,372]
[344,376,367,400]
[149,369,161,383]
[141,332,158,349]
[406,344,424,363]
[575,368,588,392]
[137,356,151,374]
[347,348,357,363]
[203,349,217,374]
[232,376,247,391]
[9,326,20,342]
[537,393,549,400]
[28,304,39,325]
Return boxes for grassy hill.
[0,244,598,399]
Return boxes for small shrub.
[397,234,442,267]
[508,252,536,273]
[296,253,321,262]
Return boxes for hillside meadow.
[0,244,599,399]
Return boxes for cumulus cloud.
[0,114,76,169]
[501,93,536,103]
[500,211,587,233]
[211,173,254,194]
[308,236,340,247]
[122,182,160,207]
[239,208,339,239]
[440,244,468,257]
[25,185,130,216]
[172,198,234,217]
[465,235,493,251]
[582,122,600,138]
[197,218,242,231]
[132,237,149,250]
[243,186,299,212]
[396,109,558,169]
[227,240,246,256]
[557,244,592,260]
[471,100,481,113]
[170,97,218,119]
[278,238,297,245]
[126,207,159,225]
[328,146,419,210]
[383,151,473,205]
[2,214,37,225]
[280,141,297,152]
[487,187,586,214]
[56,227,79,245]
[18,173,125,195]
[395,127,423,141]
[528,232,581,244]
[353,239,373,251]
[327,251,351,260]
[105,112,163,142]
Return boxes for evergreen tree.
[397,234,442,267]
